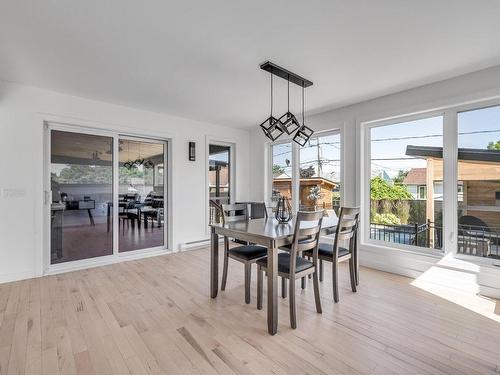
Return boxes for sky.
[371,106,500,178]
[272,132,341,183]
[272,105,500,182]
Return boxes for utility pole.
[316,140,322,177]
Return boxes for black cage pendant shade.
[293,85,314,146]
[278,78,300,135]
[260,73,284,141]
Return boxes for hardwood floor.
[1,248,500,374]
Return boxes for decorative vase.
[275,197,293,223]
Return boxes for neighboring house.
[406,145,500,230]
[403,168,446,200]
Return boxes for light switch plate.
[1,188,27,198]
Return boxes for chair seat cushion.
[304,243,350,258]
[256,253,313,274]
[228,245,267,261]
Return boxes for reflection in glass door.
[50,130,114,264]
[208,144,231,224]
[209,144,231,205]
[118,138,166,252]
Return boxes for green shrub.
[372,213,401,225]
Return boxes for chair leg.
[313,270,322,313]
[354,249,359,286]
[307,255,312,279]
[319,259,324,282]
[349,258,357,293]
[289,278,297,329]
[257,265,263,310]
[221,249,229,291]
[244,263,251,304]
[332,261,339,303]
[281,277,287,298]
[301,276,306,289]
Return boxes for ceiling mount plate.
[260,61,313,88]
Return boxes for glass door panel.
[118,138,166,252]
[50,130,113,263]
[208,144,231,224]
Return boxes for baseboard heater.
[179,237,223,251]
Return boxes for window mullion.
[443,109,458,256]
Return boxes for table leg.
[87,209,95,226]
[267,239,278,335]
[210,227,219,298]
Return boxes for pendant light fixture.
[260,72,284,141]
[292,84,314,146]
[278,77,300,135]
[259,61,314,143]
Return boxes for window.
[271,142,293,201]
[457,105,500,258]
[299,132,341,214]
[417,185,427,200]
[369,116,443,251]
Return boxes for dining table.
[209,214,338,335]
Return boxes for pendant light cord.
[270,73,273,116]
[287,76,290,112]
[302,83,305,125]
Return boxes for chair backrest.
[249,202,268,219]
[333,207,360,256]
[289,210,324,274]
[221,203,248,224]
[152,198,164,208]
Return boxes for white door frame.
[43,121,172,275]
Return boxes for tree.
[300,165,315,178]
[393,170,408,185]
[487,140,500,150]
[272,164,285,176]
[370,176,412,200]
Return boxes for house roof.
[406,145,500,162]
[403,168,426,185]
[273,177,338,189]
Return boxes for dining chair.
[248,202,268,220]
[220,203,268,304]
[256,210,324,329]
[304,207,359,303]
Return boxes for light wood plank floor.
[1,248,500,375]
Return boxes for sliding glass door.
[50,130,114,263]
[48,126,168,266]
[118,138,166,252]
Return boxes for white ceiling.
[2,0,500,128]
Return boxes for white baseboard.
[0,270,37,284]
[45,248,172,276]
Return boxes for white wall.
[249,64,500,298]
[0,81,251,283]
